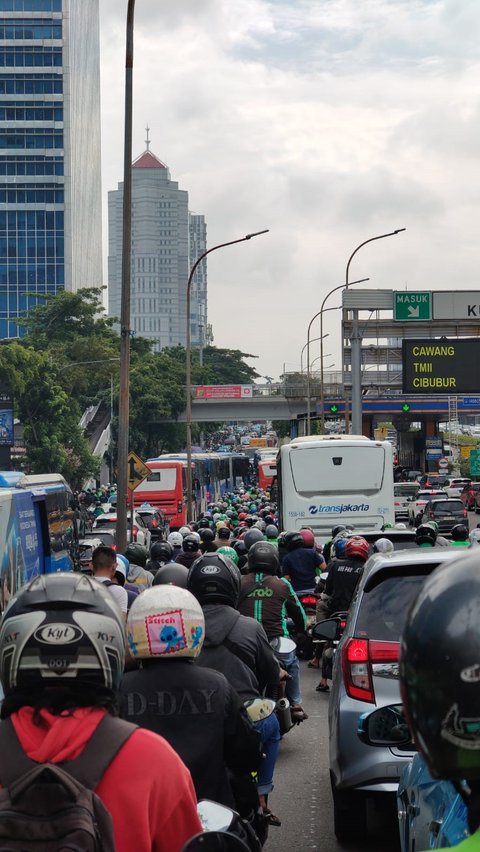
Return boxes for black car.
[420,498,467,533]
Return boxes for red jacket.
[10,706,202,852]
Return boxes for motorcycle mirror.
[196,801,236,832]
[357,703,414,748]
[311,618,340,642]
[182,831,250,852]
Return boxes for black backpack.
[0,714,137,851]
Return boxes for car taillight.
[112,544,117,551]
[429,511,435,519]
[394,501,401,506]
[341,638,400,704]
[464,509,468,518]
[151,518,158,527]
[132,526,138,540]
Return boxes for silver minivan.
[325,547,468,841]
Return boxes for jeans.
[269,638,303,706]
[254,712,281,796]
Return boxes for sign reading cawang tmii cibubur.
[402,338,480,394]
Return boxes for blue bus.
[0,472,77,610]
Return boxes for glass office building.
[0,0,102,338]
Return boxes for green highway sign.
[329,404,338,413]
[394,291,432,321]
[470,449,480,476]
[402,403,411,412]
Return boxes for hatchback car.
[135,506,168,541]
[420,497,467,533]
[324,547,467,841]
[408,489,448,526]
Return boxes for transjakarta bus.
[277,435,395,537]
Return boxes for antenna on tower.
[145,124,150,151]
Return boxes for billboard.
[402,339,480,394]
[194,385,252,399]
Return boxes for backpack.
[0,714,137,851]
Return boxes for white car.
[93,511,151,549]
[408,489,448,526]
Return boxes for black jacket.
[197,604,280,702]
[120,658,260,806]
[325,557,364,614]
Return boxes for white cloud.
[99,0,480,378]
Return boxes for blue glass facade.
[0,0,63,337]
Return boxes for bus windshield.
[289,445,386,497]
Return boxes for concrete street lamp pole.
[116,0,136,553]
[185,230,269,522]
[344,229,406,435]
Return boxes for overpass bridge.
[151,382,480,424]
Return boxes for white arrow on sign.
[408,305,420,318]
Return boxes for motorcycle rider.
[415,522,438,548]
[449,524,471,547]
[145,541,174,577]
[238,541,308,723]
[0,573,201,851]
[123,543,154,589]
[175,535,203,569]
[400,549,480,851]
[120,584,261,810]
[281,532,325,593]
[316,536,369,693]
[187,552,283,828]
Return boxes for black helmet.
[0,573,125,695]
[199,527,215,543]
[415,523,437,546]
[451,524,469,542]
[187,553,241,607]
[400,551,480,780]
[332,525,347,539]
[198,518,210,529]
[152,562,189,588]
[247,541,279,575]
[232,539,247,559]
[284,531,304,551]
[243,528,264,551]
[183,534,200,553]
[124,542,148,567]
[150,540,174,562]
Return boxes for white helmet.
[469,529,480,545]
[189,531,201,543]
[179,526,191,538]
[167,531,183,547]
[373,537,395,554]
[394,522,407,530]
[126,585,205,660]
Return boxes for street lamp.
[185,230,269,521]
[301,334,328,375]
[116,0,136,553]
[345,229,406,435]
[306,278,369,433]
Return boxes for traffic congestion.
[0,433,479,850]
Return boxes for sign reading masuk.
[394,292,432,321]
[402,339,480,393]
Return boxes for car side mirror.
[312,618,341,642]
[357,703,414,747]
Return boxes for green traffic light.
[402,403,410,412]
[330,404,338,413]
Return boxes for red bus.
[132,461,187,529]
[258,458,277,491]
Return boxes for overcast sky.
[99,0,480,380]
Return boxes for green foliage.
[271,420,291,440]
[6,290,260,484]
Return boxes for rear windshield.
[394,485,418,497]
[431,500,463,513]
[289,445,386,495]
[355,575,427,641]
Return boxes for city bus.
[277,435,395,538]
[132,460,187,530]
[258,458,277,491]
[0,472,77,610]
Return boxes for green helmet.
[216,546,239,566]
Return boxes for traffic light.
[402,402,411,413]
[329,404,339,414]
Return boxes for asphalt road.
[264,663,400,852]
